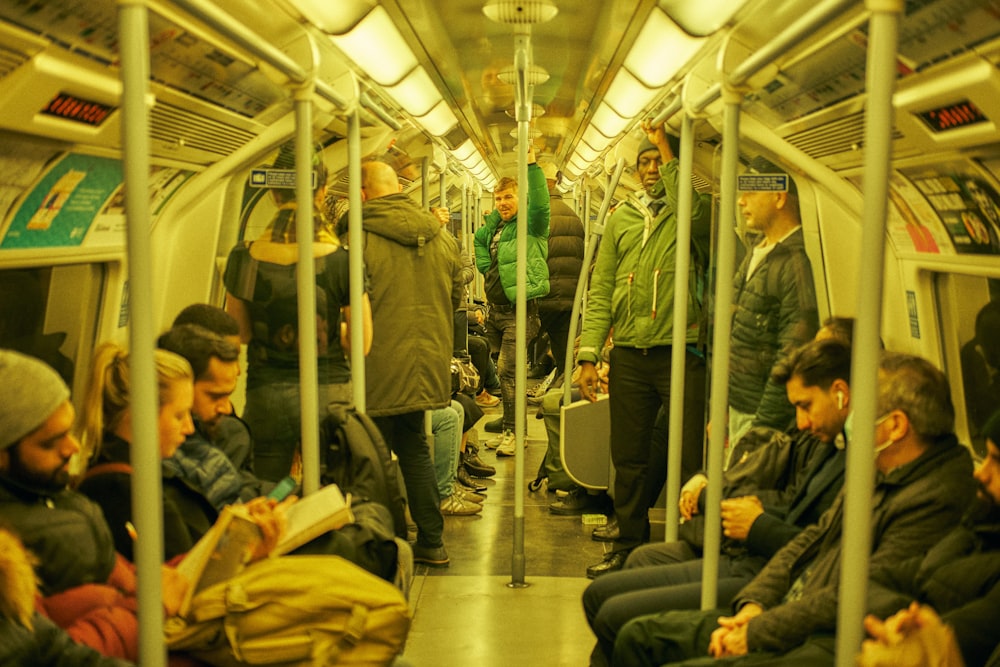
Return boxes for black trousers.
[607,346,707,552]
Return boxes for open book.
[174,483,354,615]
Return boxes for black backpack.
[319,404,408,540]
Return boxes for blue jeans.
[431,401,463,498]
[243,381,352,482]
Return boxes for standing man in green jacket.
[474,144,550,457]
[577,121,712,578]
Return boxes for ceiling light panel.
[624,8,705,88]
[330,6,418,86]
[387,67,442,117]
[604,68,659,118]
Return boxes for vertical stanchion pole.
[701,91,741,609]
[118,3,165,664]
[835,1,901,663]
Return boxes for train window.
[936,272,1000,458]
[0,264,105,401]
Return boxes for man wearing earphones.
[583,337,851,666]
[612,351,974,667]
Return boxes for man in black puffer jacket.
[726,156,819,466]
[533,162,585,382]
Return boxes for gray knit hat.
[0,349,70,450]
[636,133,681,168]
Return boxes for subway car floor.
[398,401,609,666]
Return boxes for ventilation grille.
[150,101,255,157]
[784,110,904,160]
[0,45,28,82]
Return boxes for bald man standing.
[358,160,465,567]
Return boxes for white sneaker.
[495,431,518,457]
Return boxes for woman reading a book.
[76,342,288,563]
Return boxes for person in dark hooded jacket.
[358,159,464,567]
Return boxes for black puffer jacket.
[728,228,819,427]
[869,514,1000,667]
[538,194,585,314]
[0,474,116,595]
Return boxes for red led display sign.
[916,100,988,133]
[41,92,115,127]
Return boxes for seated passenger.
[0,349,187,662]
[76,342,285,563]
[612,351,974,667]
[431,400,484,516]
[961,300,1000,442]
[855,413,1000,667]
[157,323,273,508]
[583,338,851,666]
[0,525,133,667]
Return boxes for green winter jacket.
[577,159,712,364]
[474,162,550,303]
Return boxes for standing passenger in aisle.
[725,157,819,464]
[474,143,550,456]
[577,121,712,578]
[222,141,372,482]
[533,162,586,390]
[358,160,465,567]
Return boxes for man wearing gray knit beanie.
[0,348,151,660]
[0,350,75,490]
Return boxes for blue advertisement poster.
[1,153,122,249]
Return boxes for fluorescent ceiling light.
[452,139,477,162]
[591,102,630,138]
[387,67,441,117]
[624,8,705,88]
[568,153,591,174]
[658,0,748,36]
[574,141,601,163]
[604,68,659,118]
[416,101,458,137]
[582,126,612,152]
[483,0,558,24]
[288,0,375,34]
[330,6,418,86]
[563,162,581,178]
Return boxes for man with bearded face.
[0,349,186,662]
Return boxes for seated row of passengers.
[579,332,1000,666]
[0,309,424,664]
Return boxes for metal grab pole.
[118,3,165,664]
[701,91,742,610]
[562,160,626,406]
[510,24,533,587]
[664,115,695,544]
[293,87,321,496]
[348,101,367,412]
[835,1,901,664]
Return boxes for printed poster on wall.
[1,153,121,249]
[898,162,1000,256]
